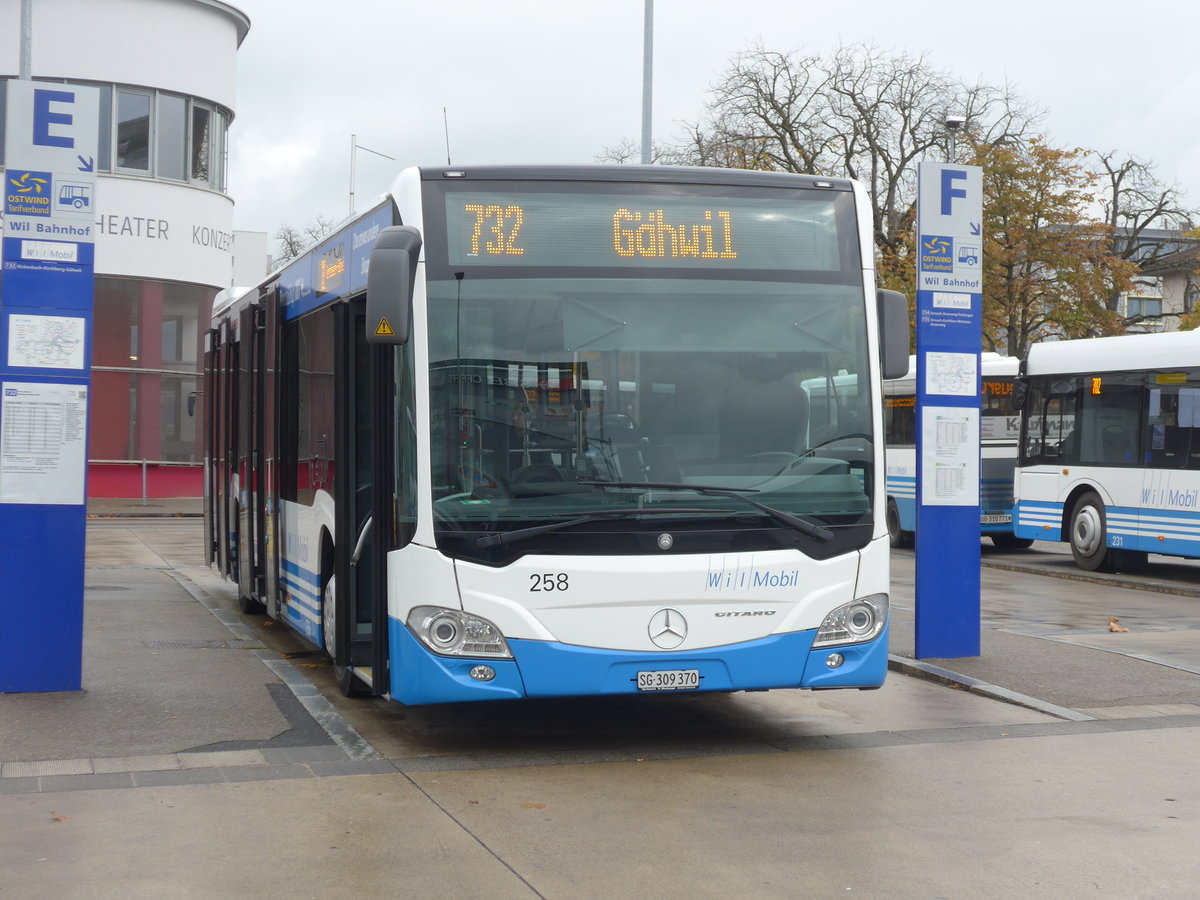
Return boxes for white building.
[0,0,262,497]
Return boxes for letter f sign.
[941,169,967,216]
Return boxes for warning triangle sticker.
[374,318,394,337]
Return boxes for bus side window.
[1077,377,1141,466]
[1146,386,1197,469]
[1024,381,1079,464]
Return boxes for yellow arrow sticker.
[374,318,394,337]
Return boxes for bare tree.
[269,213,338,268]
[1093,151,1199,327]
[595,138,642,165]
[668,43,1042,293]
[595,138,675,165]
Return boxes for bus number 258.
[530,573,569,592]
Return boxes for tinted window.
[117,90,150,171]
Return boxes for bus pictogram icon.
[58,182,93,210]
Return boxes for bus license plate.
[981,514,1012,524]
[637,669,700,691]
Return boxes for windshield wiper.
[578,481,834,542]
[474,507,718,549]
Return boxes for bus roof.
[1024,330,1200,376]
[418,164,856,191]
[886,352,1018,389]
[212,286,253,318]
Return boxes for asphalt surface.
[0,501,1196,898]
[7,498,1199,760]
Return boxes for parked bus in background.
[883,353,1030,549]
[1013,330,1200,572]
[204,164,909,705]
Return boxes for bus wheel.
[991,533,1034,550]
[238,591,265,615]
[1069,491,1110,571]
[336,665,367,698]
[321,573,337,662]
[886,500,912,548]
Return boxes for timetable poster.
[0,381,89,505]
[920,406,979,506]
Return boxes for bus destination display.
[444,191,844,272]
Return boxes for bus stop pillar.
[0,82,99,692]
[913,161,984,659]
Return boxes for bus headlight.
[812,594,888,648]
[408,606,513,659]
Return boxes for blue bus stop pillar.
[1,81,99,693]
[913,161,984,659]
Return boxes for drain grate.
[86,585,129,591]
[143,639,232,650]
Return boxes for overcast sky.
[228,0,1200,241]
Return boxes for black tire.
[238,591,265,615]
[1069,491,1110,571]
[320,534,336,663]
[886,499,913,548]
[336,664,368,698]
[1110,548,1149,574]
[990,533,1034,551]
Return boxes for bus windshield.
[427,272,872,553]
[423,179,873,560]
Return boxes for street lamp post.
[349,134,396,217]
[20,0,32,79]
[945,114,966,164]
[641,0,653,165]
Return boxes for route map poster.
[6,313,87,370]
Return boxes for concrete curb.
[888,654,1097,722]
[981,557,1200,600]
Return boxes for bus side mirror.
[1011,378,1028,408]
[876,289,910,380]
[366,225,422,345]
[187,391,200,417]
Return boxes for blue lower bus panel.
[388,617,888,705]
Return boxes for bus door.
[203,327,219,567]
[217,318,238,582]
[331,298,391,696]
[236,301,269,609]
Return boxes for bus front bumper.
[387,618,888,706]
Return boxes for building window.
[191,104,211,183]
[91,277,215,464]
[1126,296,1162,319]
[157,93,187,181]
[116,89,151,171]
[212,110,227,191]
[96,84,112,171]
[162,316,184,364]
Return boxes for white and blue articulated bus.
[204,165,909,705]
[1014,330,1200,572]
[883,353,1030,549]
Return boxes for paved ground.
[1,508,1197,898]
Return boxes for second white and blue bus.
[1014,329,1200,571]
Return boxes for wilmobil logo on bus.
[706,568,801,591]
[1141,487,1200,508]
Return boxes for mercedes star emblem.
[648,607,687,649]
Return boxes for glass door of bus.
[332,299,391,696]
